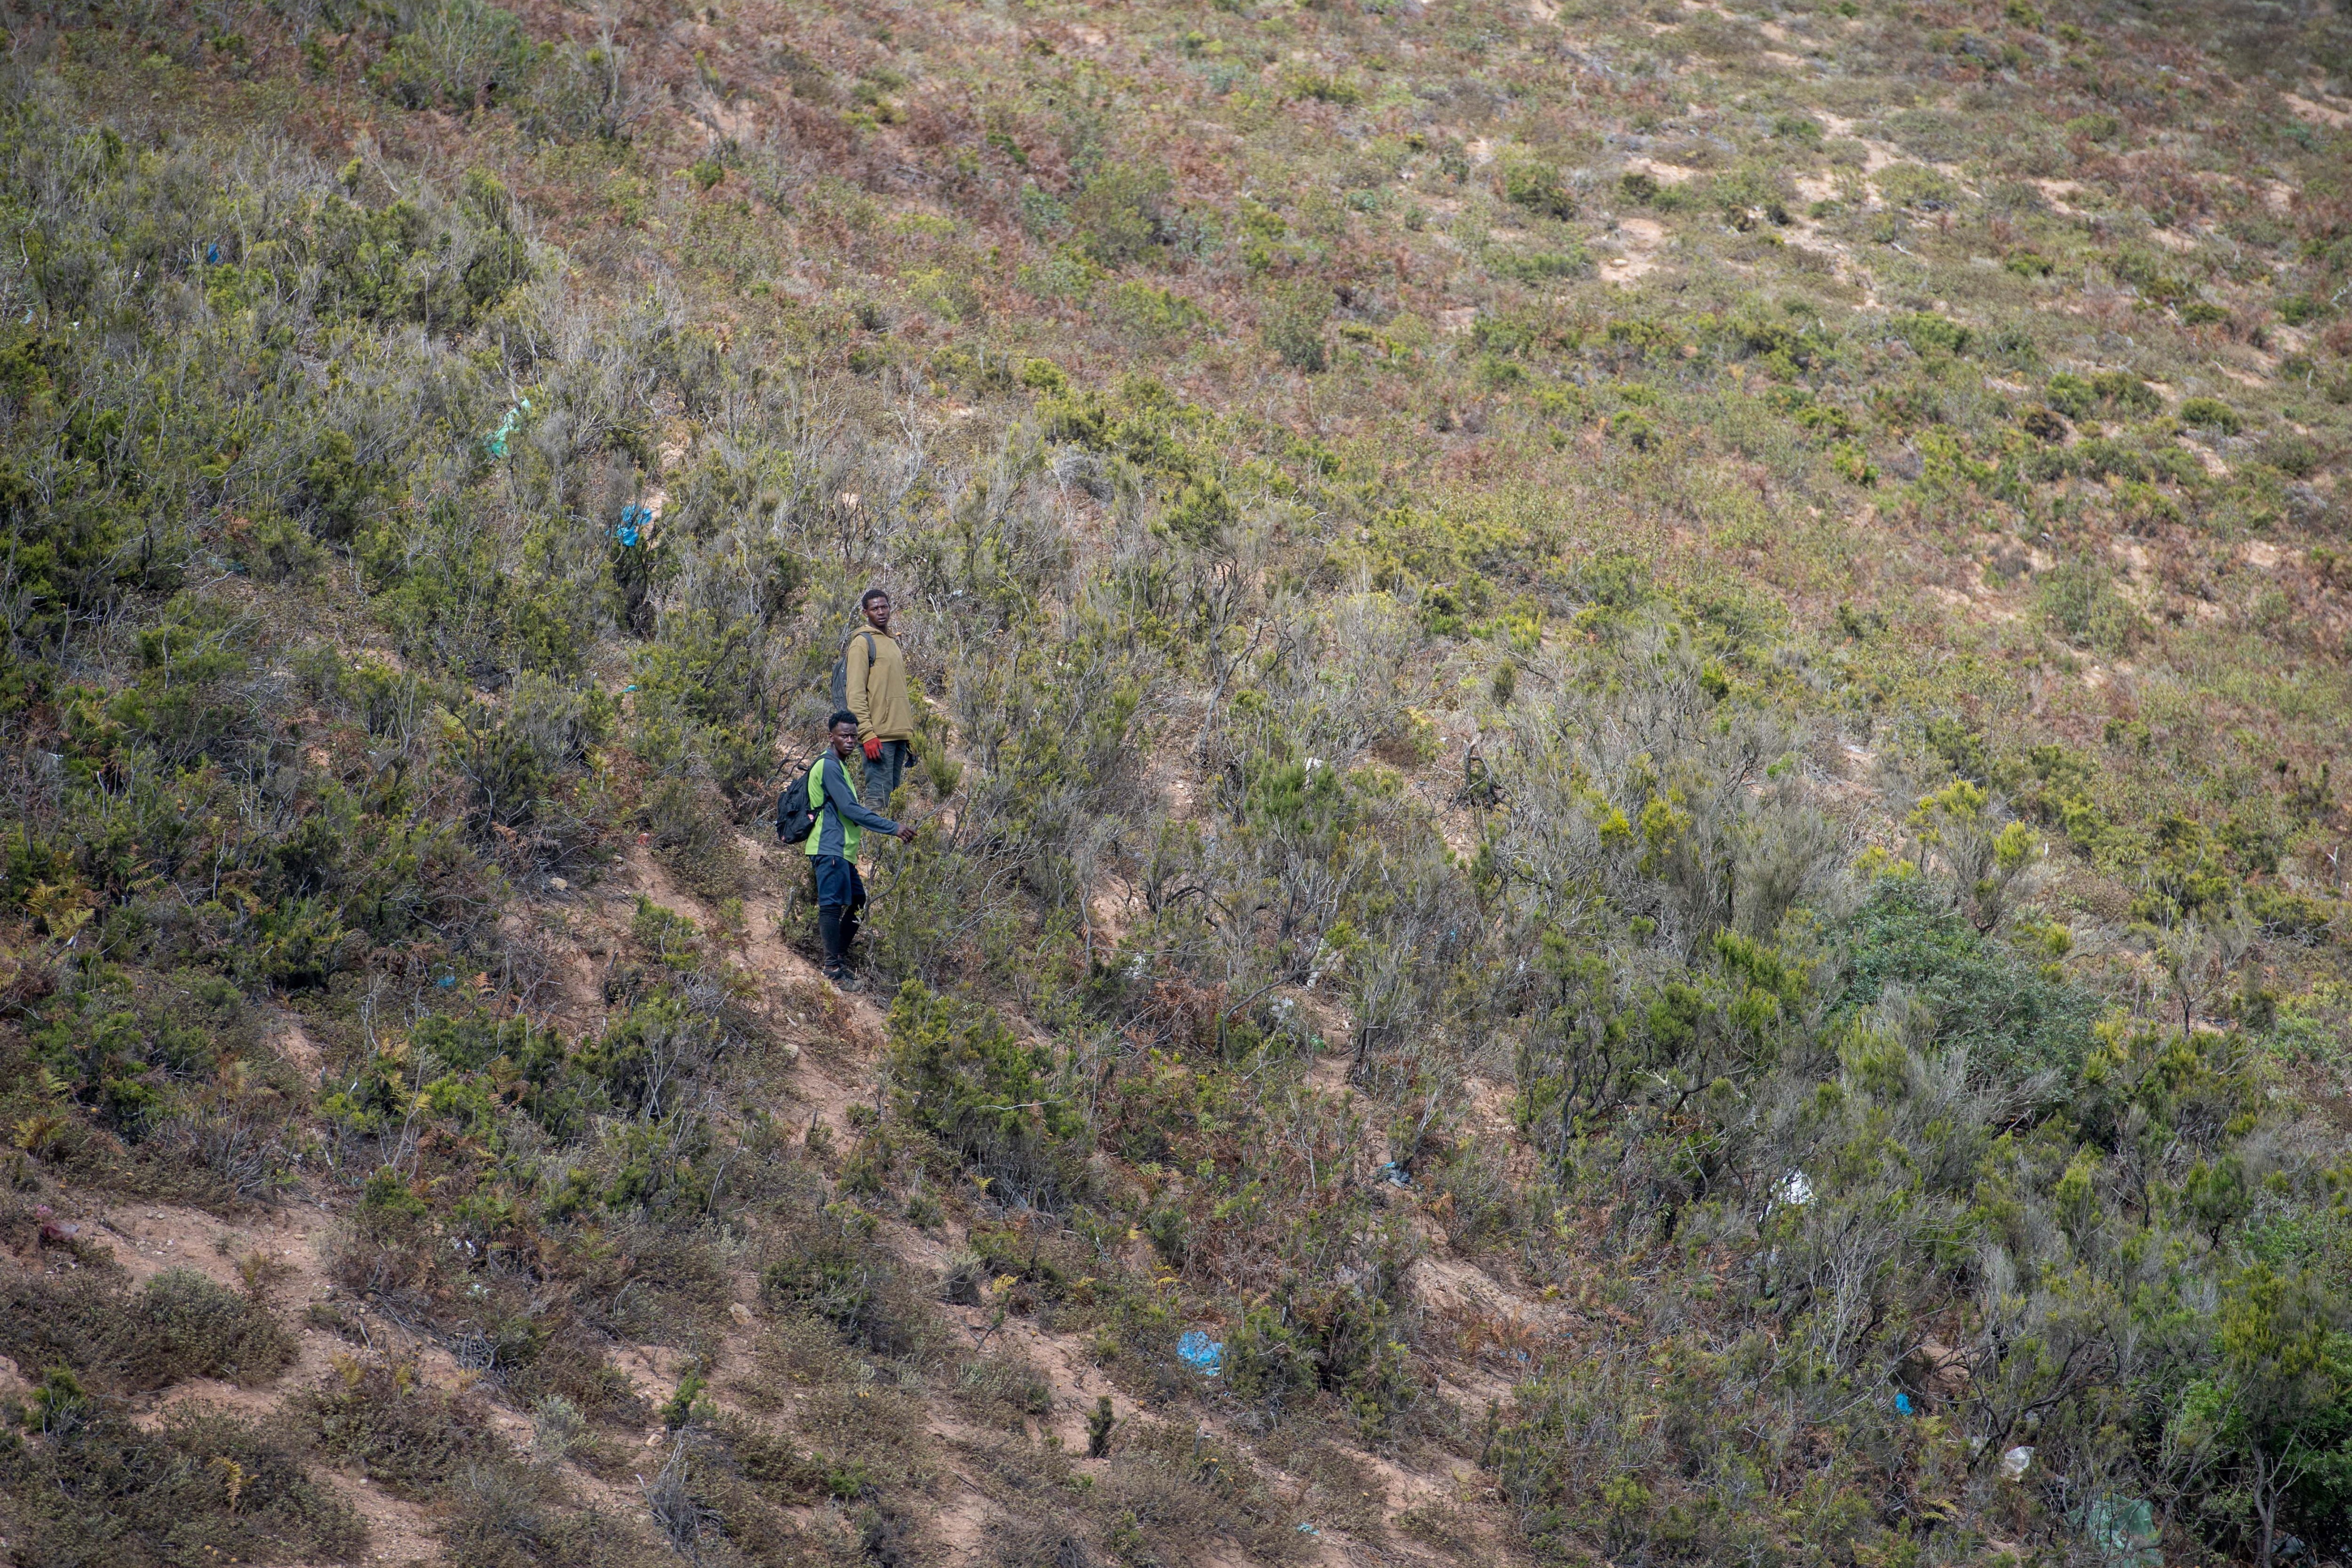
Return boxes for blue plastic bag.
[614,503,653,548]
[1176,1331,1224,1377]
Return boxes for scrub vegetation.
[1,0,2350,1562]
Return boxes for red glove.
[863,736,882,762]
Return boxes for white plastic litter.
[1776,1171,1815,1207]
[2000,1445,2034,1480]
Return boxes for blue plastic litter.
[1376,1162,1410,1187]
[207,242,220,264]
[1894,1392,1914,1416]
[436,973,458,988]
[614,503,653,548]
[2083,1496,2160,1567]
[1176,1331,1224,1377]
[1296,1523,1320,1537]
[483,398,532,459]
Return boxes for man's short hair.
[828,709,859,731]
[859,586,890,610]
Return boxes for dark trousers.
[810,854,866,973]
[862,738,913,808]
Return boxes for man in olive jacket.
[844,588,914,805]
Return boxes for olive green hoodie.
[845,626,913,743]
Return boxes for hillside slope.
[3,0,2352,1565]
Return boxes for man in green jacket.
[802,709,914,990]
[844,588,915,806]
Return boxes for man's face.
[829,722,860,760]
[865,594,892,632]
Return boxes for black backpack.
[774,756,825,844]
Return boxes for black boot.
[817,906,857,990]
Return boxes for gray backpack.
[830,629,879,711]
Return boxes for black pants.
[811,854,866,973]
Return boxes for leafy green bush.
[1069,162,1175,267]
[3,1404,364,1568]
[1262,279,1333,371]
[886,980,1085,1207]
[2037,560,2139,652]
[2178,396,2242,433]
[302,1359,499,1499]
[1501,159,1577,219]
[370,0,535,111]
[0,1266,296,1393]
[1891,310,1971,357]
[1834,877,2102,1074]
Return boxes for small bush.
[1501,159,1577,219]
[1876,163,1960,209]
[1069,163,1174,268]
[2177,396,2241,433]
[2,1405,365,1568]
[2036,560,2139,653]
[886,980,1085,1208]
[301,1359,500,1499]
[1262,280,1333,371]
[0,1266,295,1393]
[1891,311,1971,357]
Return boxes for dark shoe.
[824,966,861,993]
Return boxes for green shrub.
[1501,159,1577,219]
[370,0,535,111]
[1891,311,1971,357]
[302,1359,499,1499]
[0,1266,296,1394]
[3,1405,364,1568]
[1835,879,2103,1075]
[885,980,1085,1207]
[1262,280,1333,371]
[2177,396,2241,433]
[1069,162,1174,267]
[2037,560,2139,652]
